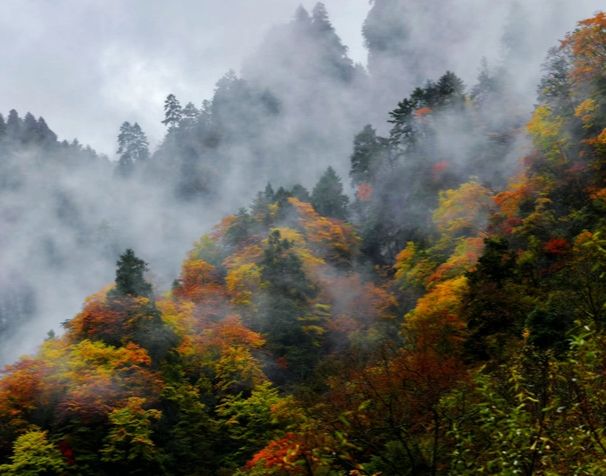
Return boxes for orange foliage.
[222,243,263,270]
[0,358,52,430]
[50,340,161,422]
[415,107,433,118]
[564,12,606,82]
[66,291,124,342]
[405,276,468,353]
[246,433,309,473]
[174,258,226,305]
[428,237,485,285]
[288,197,360,266]
[211,214,238,241]
[199,315,265,353]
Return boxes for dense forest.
[1,2,606,475]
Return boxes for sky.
[0,0,370,155]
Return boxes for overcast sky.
[0,0,370,155]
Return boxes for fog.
[0,0,602,364]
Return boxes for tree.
[100,397,162,474]
[109,249,153,299]
[258,230,318,381]
[436,71,466,108]
[162,94,182,131]
[350,124,387,185]
[180,102,199,128]
[0,114,5,139]
[311,167,349,220]
[294,5,311,25]
[0,430,67,475]
[116,122,149,177]
[5,109,21,140]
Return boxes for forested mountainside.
[1,9,606,475]
[0,0,584,362]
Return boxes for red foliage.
[415,107,433,118]
[432,160,449,174]
[356,182,373,202]
[544,237,569,255]
[58,440,75,465]
[246,433,307,473]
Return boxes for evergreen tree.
[162,94,182,131]
[0,114,6,138]
[36,117,57,143]
[259,230,318,381]
[109,249,153,299]
[436,71,466,108]
[471,58,501,104]
[311,167,349,219]
[22,113,38,143]
[180,102,199,128]
[311,3,331,32]
[290,184,311,202]
[116,122,149,177]
[294,5,311,25]
[6,109,21,139]
[350,125,387,185]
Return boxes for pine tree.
[0,114,6,138]
[162,94,182,131]
[180,102,199,128]
[436,71,466,108]
[311,167,349,219]
[109,249,153,298]
[311,3,331,32]
[259,230,318,381]
[294,5,311,25]
[116,122,149,177]
[350,125,387,185]
[6,109,21,139]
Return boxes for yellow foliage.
[394,242,435,290]
[433,181,493,244]
[428,237,485,285]
[405,276,468,350]
[288,197,360,266]
[527,105,567,161]
[225,263,262,306]
[222,243,264,270]
[575,98,598,128]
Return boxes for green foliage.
[215,382,283,467]
[100,397,163,474]
[109,248,153,299]
[311,167,349,220]
[0,430,67,476]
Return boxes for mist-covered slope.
[0,1,596,365]
[2,10,606,474]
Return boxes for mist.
[0,0,602,364]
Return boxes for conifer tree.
[162,94,182,131]
[6,109,21,139]
[116,122,149,177]
[350,124,387,185]
[180,102,199,128]
[311,166,349,219]
[109,249,153,299]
